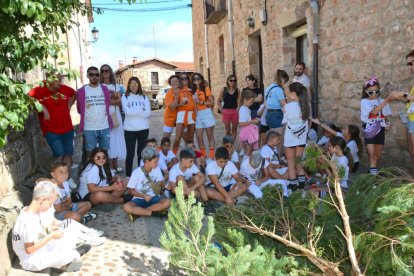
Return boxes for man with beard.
[76,66,113,161]
[292,62,311,101]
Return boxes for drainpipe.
[227,0,236,75]
[310,0,319,118]
[204,24,211,88]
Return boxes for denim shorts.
[83,128,110,151]
[45,130,74,157]
[131,196,161,208]
[265,109,283,128]
[55,203,79,220]
[196,108,216,129]
[407,120,414,134]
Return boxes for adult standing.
[292,62,311,101]
[192,73,216,159]
[100,64,126,172]
[263,69,288,129]
[77,66,113,161]
[121,76,151,177]
[29,70,76,169]
[242,74,263,119]
[163,76,180,139]
[217,75,239,141]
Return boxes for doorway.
[248,30,264,91]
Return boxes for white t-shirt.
[282,102,308,147]
[169,163,200,184]
[347,140,359,163]
[238,105,251,123]
[55,181,70,205]
[332,154,349,188]
[360,98,392,127]
[206,161,238,187]
[160,150,176,164]
[239,158,269,181]
[84,85,108,131]
[127,167,163,199]
[260,144,280,165]
[230,151,239,164]
[292,74,311,88]
[12,209,45,266]
[78,164,110,198]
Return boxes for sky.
[89,0,193,70]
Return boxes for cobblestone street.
[8,109,225,276]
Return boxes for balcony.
[204,0,227,24]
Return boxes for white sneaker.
[87,235,106,246]
[89,228,104,237]
[68,178,77,190]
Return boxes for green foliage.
[0,0,87,147]
[160,181,298,275]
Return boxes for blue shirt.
[264,83,285,109]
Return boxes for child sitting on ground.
[12,181,83,272]
[259,130,288,180]
[141,138,169,181]
[222,136,240,169]
[50,160,96,223]
[123,147,171,222]
[159,137,178,170]
[326,136,352,191]
[185,142,207,172]
[240,151,289,198]
[168,147,208,203]
[205,147,248,205]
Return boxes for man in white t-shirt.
[168,148,208,202]
[205,147,248,205]
[292,62,311,101]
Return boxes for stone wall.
[192,0,414,168]
[0,113,52,276]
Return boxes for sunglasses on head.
[193,77,201,81]
[94,155,107,160]
[366,90,381,96]
[88,73,100,77]
[407,61,414,67]
[101,69,110,73]
[229,79,236,82]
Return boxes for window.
[219,35,225,75]
[151,72,159,89]
[296,35,308,65]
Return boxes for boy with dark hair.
[222,135,240,169]
[168,147,208,202]
[205,147,248,205]
[160,137,178,170]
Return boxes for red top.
[29,83,76,135]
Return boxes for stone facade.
[192,0,414,168]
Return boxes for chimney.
[118,60,124,68]
[132,57,138,64]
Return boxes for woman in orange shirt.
[173,73,196,154]
[163,75,180,138]
[192,73,216,159]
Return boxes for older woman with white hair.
[123,147,171,222]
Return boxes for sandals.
[82,212,98,223]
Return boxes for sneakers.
[76,244,91,256]
[67,178,77,190]
[86,235,106,246]
[89,228,104,237]
[128,213,136,222]
[65,259,83,272]
[152,210,168,218]
[82,212,98,223]
[203,201,216,215]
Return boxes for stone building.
[192,0,414,168]
[115,58,194,98]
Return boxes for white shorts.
[195,108,216,129]
[176,111,195,125]
[163,125,174,133]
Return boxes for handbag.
[362,120,381,139]
[141,167,165,195]
[111,107,120,128]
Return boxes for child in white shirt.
[160,137,178,170]
[222,135,240,169]
[259,130,288,179]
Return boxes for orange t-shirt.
[164,89,178,127]
[195,87,212,111]
[178,86,195,112]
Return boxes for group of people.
[13,50,414,272]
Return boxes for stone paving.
[8,109,225,276]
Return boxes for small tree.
[160,181,298,275]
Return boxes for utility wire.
[92,0,184,5]
[92,4,191,12]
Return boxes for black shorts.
[287,144,306,148]
[259,124,270,134]
[364,127,385,145]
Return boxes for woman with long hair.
[217,75,239,141]
[121,77,151,177]
[192,73,216,159]
[99,64,126,172]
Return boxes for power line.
[92,0,184,5]
[92,4,191,12]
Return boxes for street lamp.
[85,27,99,46]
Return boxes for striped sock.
[288,179,299,191]
[369,167,378,175]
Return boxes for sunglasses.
[366,90,381,96]
[224,144,233,149]
[101,69,110,73]
[181,77,188,80]
[192,77,202,81]
[88,73,100,77]
[94,155,107,160]
[407,61,414,67]
[229,79,236,82]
